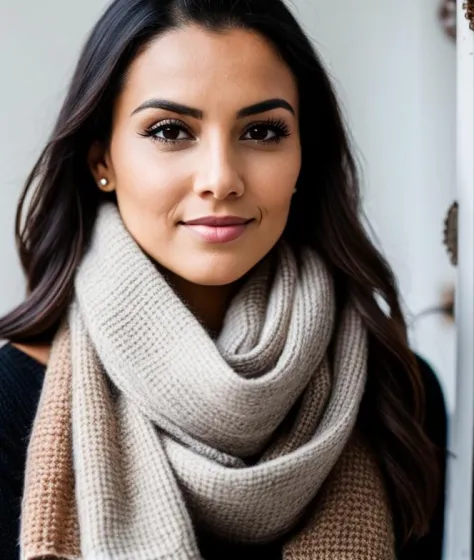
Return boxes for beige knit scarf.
[20,203,395,559]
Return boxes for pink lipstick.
[181,216,253,244]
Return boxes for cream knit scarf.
[20,203,395,559]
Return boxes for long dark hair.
[0,0,438,545]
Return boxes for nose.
[192,139,245,200]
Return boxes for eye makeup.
[139,117,292,146]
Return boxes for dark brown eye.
[161,126,182,140]
[141,119,194,143]
[246,125,276,141]
[241,119,291,144]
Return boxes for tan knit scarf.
[20,203,395,559]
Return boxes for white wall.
[0,1,109,314]
[0,0,456,410]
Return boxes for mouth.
[179,216,255,244]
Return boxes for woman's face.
[89,25,301,286]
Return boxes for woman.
[0,0,442,558]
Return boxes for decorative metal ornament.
[443,201,458,266]
[441,0,474,39]
[463,0,474,31]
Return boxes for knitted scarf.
[20,203,395,559]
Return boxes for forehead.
[117,25,299,116]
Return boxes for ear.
[88,141,116,192]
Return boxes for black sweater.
[0,343,446,559]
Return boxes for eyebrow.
[130,98,296,118]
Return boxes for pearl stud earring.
[100,178,109,187]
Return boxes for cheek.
[251,150,301,219]
[109,140,190,252]
[111,137,186,212]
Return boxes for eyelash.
[139,118,291,146]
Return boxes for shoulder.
[414,354,446,407]
[0,343,45,555]
[0,342,45,433]
[0,341,45,482]
[413,353,447,440]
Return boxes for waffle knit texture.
[20,202,395,559]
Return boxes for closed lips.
[181,216,253,226]
[179,216,254,243]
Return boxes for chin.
[178,257,256,287]
[182,270,248,287]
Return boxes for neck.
[162,272,244,337]
[11,342,50,366]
